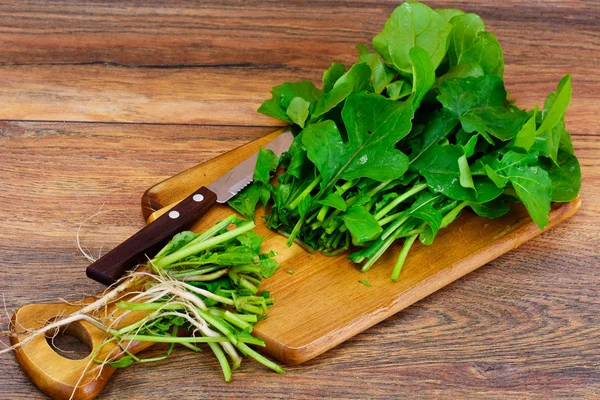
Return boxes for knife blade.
[86,130,294,285]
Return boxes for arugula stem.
[197,310,239,345]
[391,226,422,281]
[286,215,306,246]
[316,179,358,222]
[153,221,256,269]
[184,214,239,248]
[316,206,329,222]
[116,302,184,311]
[368,179,394,197]
[209,308,258,323]
[235,342,285,374]
[378,211,403,226]
[380,213,410,241]
[374,183,428,220]
[208,342,233,382]
[116,334,228,343]
[224,311,253,332]
[288,175,321,210]
[440,201,469,228]
[168,265,222,276]
[360,234,396,272]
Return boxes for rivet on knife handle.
[86,186,218,286]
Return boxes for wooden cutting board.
[143,128,582,365]
[9,127,581,400]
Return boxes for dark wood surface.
[0,1,598,399]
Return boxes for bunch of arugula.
[229,1,581,281]
[103,215,283,381]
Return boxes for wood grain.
[0,1,598,125]
[0,0,599,399]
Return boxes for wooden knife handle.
[86,186,217,285]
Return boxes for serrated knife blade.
[208,130,293,203]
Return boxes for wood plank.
[0,1,598,66]
[0,1,598,124]
[1,120,599,398]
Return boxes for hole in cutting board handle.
[45,319,93,360]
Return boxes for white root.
[75,206,110,263]
[80,272,147,315]
[0,313,109,355]
[182,269,229,282]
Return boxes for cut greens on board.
[4,216,284,388]
[229,1,581,281]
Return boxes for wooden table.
[1,1,598,398]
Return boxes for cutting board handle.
[10,300,152,400]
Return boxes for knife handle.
[86,186,218,286]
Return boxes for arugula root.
[229,1,581,281]
[2,215,283,392]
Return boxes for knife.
[86,131,294,286]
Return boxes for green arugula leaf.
[340,205,383,244]
[236,231,263,253]
[303,48,436,191]
[509,107,537,151]
[405,192,443,245]
[446,13,504,77]
[278,81,322,107]
[458,154,475,190]
[228,183,263,220]
[437,75,506,118]
[386,79,412,100]
[409,109,459,164]
[109,356,135,368]
[435,8,465,23]
[409,47,436,107]
[357,44,396,94]
[540,150,581,202]
[254,147,279,185]
[316,192,347,211]
[322,62,346,93]
[373,2,452,74]
[411,143,502,202]
[469,198,511,218]
[258,81,322,123]
[484,151,552,228]
[284,132,310,179]
[157,231,196,257]
[532,75,572,164]
[286,97,311,127]
[437,63,484,86]
[437,75,528,141]
[312,63,371,118]
[461,107,529,141]
[259,257,280,278]
[462,133,479,158]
